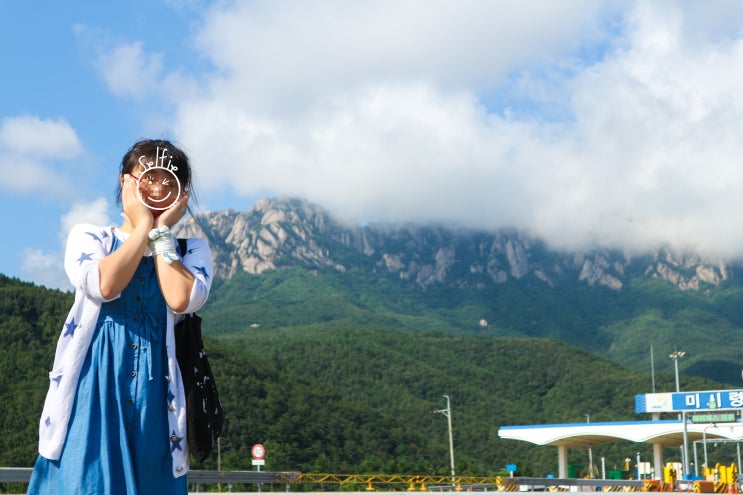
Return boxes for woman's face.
[135,167,180,211]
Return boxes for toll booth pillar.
[558,445,568,478]
[653,442,664,480]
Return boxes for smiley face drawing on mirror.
[133,147,182,211]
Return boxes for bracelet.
[148,226,179,264]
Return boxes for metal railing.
[0,468,297,485]
[0,468,651,492]
[0,468,30,483]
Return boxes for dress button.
[130,371,136,377]
[168,405,176,412]
[176,466,184,472]
[138,275,145,280]
[135,295,141,301]
[127,398,133,404]
[133,316,139,322]
[171,434,180,442]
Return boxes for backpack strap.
[177,238,188,259]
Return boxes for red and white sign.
[251,443,265,460]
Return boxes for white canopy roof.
[499,419,743,449]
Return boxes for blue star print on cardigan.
[194,266,210,280]
[170,431,183,452]
[85,232,102,243]
[63,318,78,338]
[76,252,93,265]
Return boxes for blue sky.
[4,1,743,290]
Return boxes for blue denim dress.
[28,236,187,494]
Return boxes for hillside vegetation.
[1,270,730,484]
[204,265,743,386]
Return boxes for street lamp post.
[585,414,593,478]
[670,351,689,479]
[435,395,456,486]
[670,351,685,393]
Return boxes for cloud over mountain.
[160,1,743,259]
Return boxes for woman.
[28,139,213,494]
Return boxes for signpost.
[252,444,266,471]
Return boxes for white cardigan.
[37,224,213,478]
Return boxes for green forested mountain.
[199,267,738,475]
[0,275,72,465]
[0,270,731,481]
[203,264,743,387]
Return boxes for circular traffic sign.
[252,443,265,460]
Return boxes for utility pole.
[670,350,689,478]
[434,395,456,486]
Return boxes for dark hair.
[116,139,197,209]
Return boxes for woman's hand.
[153,193,194,312]
[156,193,189,229]
[121,174,154,231]
[99,175,154,299]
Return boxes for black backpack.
[175,238,224,462]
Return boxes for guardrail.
[0,469,650,492]
[0,468,298,485]
[0,468,30,483]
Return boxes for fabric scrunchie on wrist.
[148,226,179,264]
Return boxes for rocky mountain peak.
[174,197,732,291]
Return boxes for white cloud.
[192,0,605,109]
[544,1,743,257]
[176,82,535,227]
[74,23,202,138]
[60,197,113,235]
[97,41,164,100]
[176,0,611,221]
[0,115,82,195]
[74,23,173,102]
[0,115,82,156]
[19,248,69,291]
